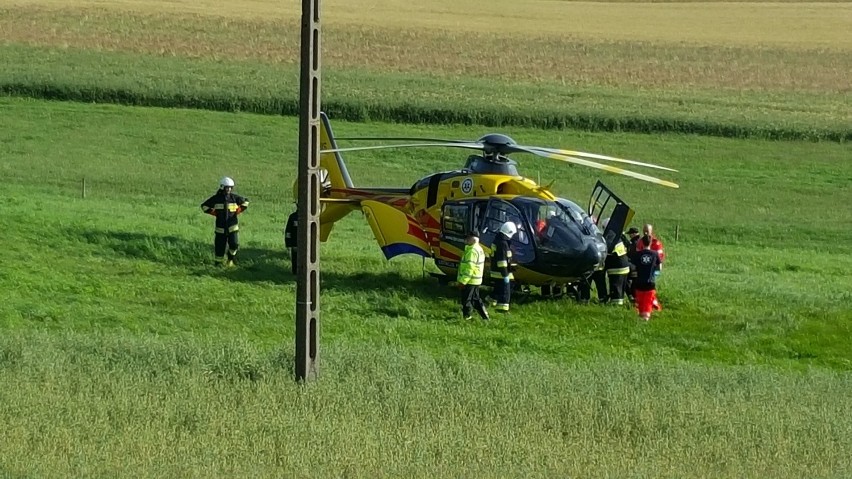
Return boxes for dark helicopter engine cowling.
[463,155,520,176]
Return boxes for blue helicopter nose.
[585,241,606,269]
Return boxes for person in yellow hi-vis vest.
[457,230,490,321]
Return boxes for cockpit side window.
[442,203,470,241]
[479,200,528,246]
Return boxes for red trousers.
[635,288,657,315]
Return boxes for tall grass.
[1,331,850,478]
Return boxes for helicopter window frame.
[441,203,470,241]
[478,199,530,246]
[556,198,595,235]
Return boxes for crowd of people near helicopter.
[277,183,666,321]
[461,218,665,322]
[569,222,664,319]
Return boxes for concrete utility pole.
[295,0,321,381]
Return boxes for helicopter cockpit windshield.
[555,198,598,236]
[511,198,599,255]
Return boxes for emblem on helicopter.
[461,178,473,195]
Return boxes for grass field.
[2,97,851,476]
[2,0,852,476]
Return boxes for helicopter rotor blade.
[516,146,680,189]
[528,147,679,172]
[336,137,677,171]
[321,142,485,154]
[335,136,467,143]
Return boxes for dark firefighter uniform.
[605,234,631,305]
[284,211,298,275]
[626,228,641,301]
[489,232,515,312]
[201,190,249,266]
[578,262,607,304]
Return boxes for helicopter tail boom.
[319,112,355,191]
[362,200,431,260]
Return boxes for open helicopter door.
[477,198,535,265]
[435,200,475,271]
[588,180,635,251]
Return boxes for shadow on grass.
[77,229,292,283]
[75,229,456,295]
[75,229,583,305]
[322,270,457,299]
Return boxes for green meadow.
[2,0,852,476]
[2,98,851,477]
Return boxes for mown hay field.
[2,0,851,141]
[4,0,851,90]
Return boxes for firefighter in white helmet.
[200,177,249,266]
[490,221,518,313]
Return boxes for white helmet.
[220,177,235,188]
[499,221,518,239]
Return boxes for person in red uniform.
[636,224,665,265]
[633,234,661,321]
[635,223,665,310]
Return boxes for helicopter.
[292,112,678,292]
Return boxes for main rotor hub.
[477,133,517,155]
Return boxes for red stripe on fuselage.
[407,220,429,243]
[439,248,461,262]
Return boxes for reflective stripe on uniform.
[607,266,630,275]
[490,271,514,280]
[497,260,508,268]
